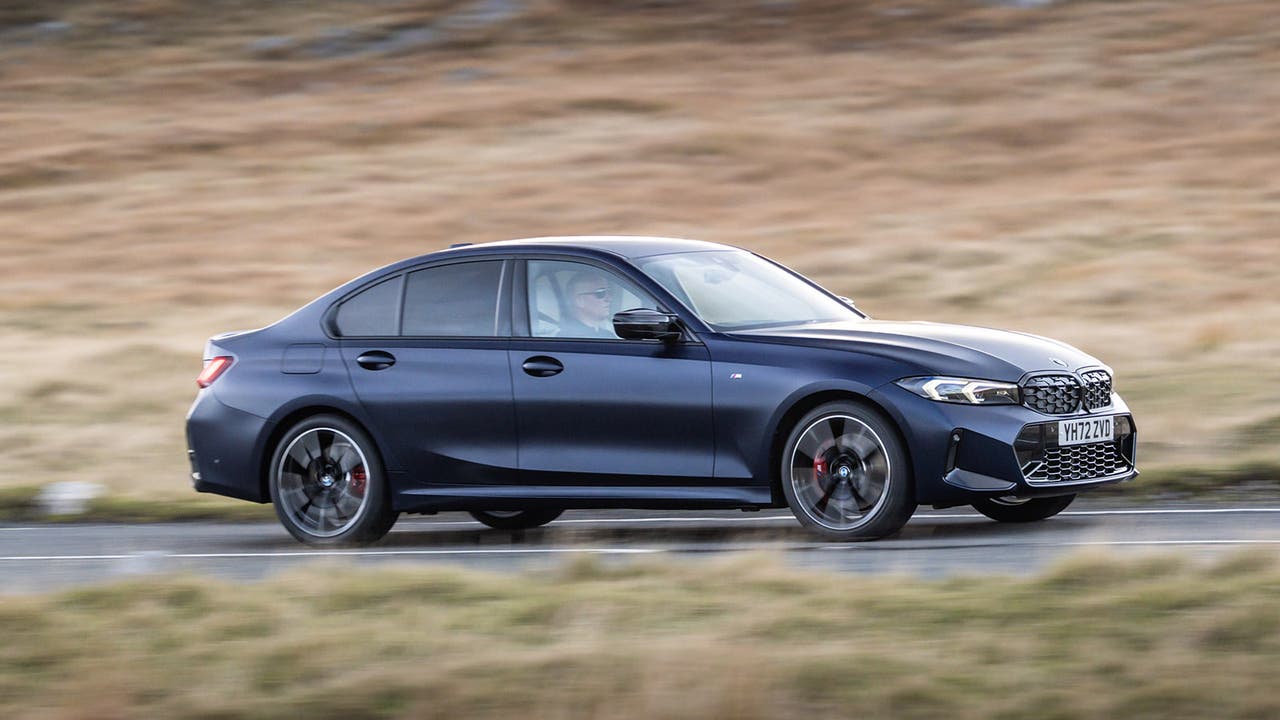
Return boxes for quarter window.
[403,261,504,337]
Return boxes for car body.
[186,236,1137,544]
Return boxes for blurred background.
[3,4,1280,718]
[1,0,1277,507]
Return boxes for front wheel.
[469,509,564,530]
[780,401,915,541]
[269,414,398,546]
[971,494,1075,523]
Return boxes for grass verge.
[2,552,1279,719]
[1094,461,1280,501]
[0,486,273,523]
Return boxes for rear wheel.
[780,401,915,540]
[269,414,397,546]
[469,509,563,530]
[971,494,1075,523]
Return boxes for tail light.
[196,356,234,388]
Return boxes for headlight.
[896,376,1021,405]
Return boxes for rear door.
[337,259,518,488]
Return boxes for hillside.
[1,0,1277,499]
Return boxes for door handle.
[522,356,563,377]
[356,350,396,371]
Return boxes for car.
[186,236,1137,545]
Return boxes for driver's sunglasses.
[578,288,611,300]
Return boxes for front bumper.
[869,384,1137,506]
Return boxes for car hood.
[731,320,1104,381]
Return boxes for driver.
[559,271,616,338]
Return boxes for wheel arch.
[766,389,916,506]
[258,403,386,504]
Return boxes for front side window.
[527,260,657,339]
[638,250,858,331]
[333,275,402,337]
[403,261,504,337]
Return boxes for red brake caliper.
[350,467,368,495]
[813,456,828,479]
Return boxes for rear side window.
[333,276,402,337]
[403,261,504,337]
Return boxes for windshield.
[637,250,862,331]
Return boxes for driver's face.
[572,279,612,323]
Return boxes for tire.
[780,400,915,540]
[269,414,398,546]
[469,509,564,530]
[971,494,1076,523]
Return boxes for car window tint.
[402,261,503,337]
[527,260,657,339]
[334,275,402,337]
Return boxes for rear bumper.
[185,389,274,503]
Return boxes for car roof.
[313,235,744,312]
[446,235,739,260]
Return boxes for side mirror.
[612,308,682,342]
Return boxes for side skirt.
[393,485,775,513]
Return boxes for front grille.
[1081,369,1113,410]
[1022,375,1081,414]
[1022,370,1113,414]
[1025,441,1130,483]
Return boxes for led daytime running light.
[898,376,1020,405]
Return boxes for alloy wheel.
[275,427,372,538]
[787,413,892,531]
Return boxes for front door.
[510,259,715,486]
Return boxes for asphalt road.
[3,500,1279,593]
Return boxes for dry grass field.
[3,552,1280,719]
[1,0,1278,502]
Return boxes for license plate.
[1058,416,1114,447]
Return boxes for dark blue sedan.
[186,236,1137,545]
